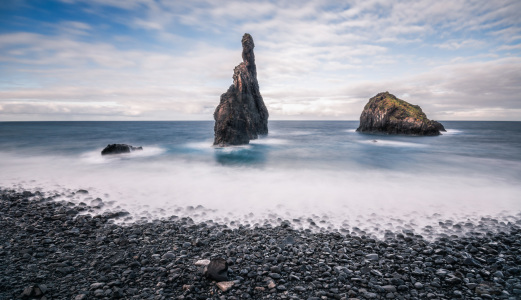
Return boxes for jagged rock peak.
[213,33,269,146]
[356,92,445,136]
[241,33,256,77]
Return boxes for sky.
[1,0,520,121]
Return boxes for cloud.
[435,39,485,50]
[1,0,521,121]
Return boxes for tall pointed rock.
[213,33,269,146]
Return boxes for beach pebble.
[216,281,234,292]
[195,259,211,266]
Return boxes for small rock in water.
[204,258,228,282]
[101,144,143,155]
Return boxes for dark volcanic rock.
[213,33,269,146]
[356,92,445,135]
[204,258,229,282]
[101,144,143,155]
[432,120,446,132]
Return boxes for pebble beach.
[2,188,521,300]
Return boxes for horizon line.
[1,119,520,122]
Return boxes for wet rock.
[101,144,143,155]
[213,33,269,146]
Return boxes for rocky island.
[357,92,445,135]
[213,33,269,147]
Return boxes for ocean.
[1,121,520,239]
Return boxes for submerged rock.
[101,144,143,155]
[356,92,445,136]
[213,33,269,146]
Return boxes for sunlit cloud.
[1,0,520,121]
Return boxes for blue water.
[1,121,520,237]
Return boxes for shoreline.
[1,188,520,299]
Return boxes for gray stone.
[382,285,397,293]
[366,253,379,260]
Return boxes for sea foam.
[1,148,519,240]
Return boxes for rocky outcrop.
[356,92,445,136]
[432,120,446,132]
[213,33,269,146]
[101,144,143,155]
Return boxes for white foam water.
[80,146,166,164]
[1,149,519,239]
[250,138,289,145]
[443,129,463,135]
[359,140,426,147]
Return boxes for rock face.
[101,144,143,155]
[213,33,269,146]
[356,92,445,136]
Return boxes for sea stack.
[356,92,445,135]
[213,33,269,146]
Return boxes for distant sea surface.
[1,121,520,238]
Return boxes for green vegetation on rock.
[357,91,445,136]
[367,92,428,122]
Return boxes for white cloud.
[1,0,521,120]
[435,39,485,50]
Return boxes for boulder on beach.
[101,144,143,155]
[356,92,445,136]
[213,33,269,147]
[204,258,229,282]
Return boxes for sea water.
[1,121,520,238]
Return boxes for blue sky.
[1,0,520,121]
